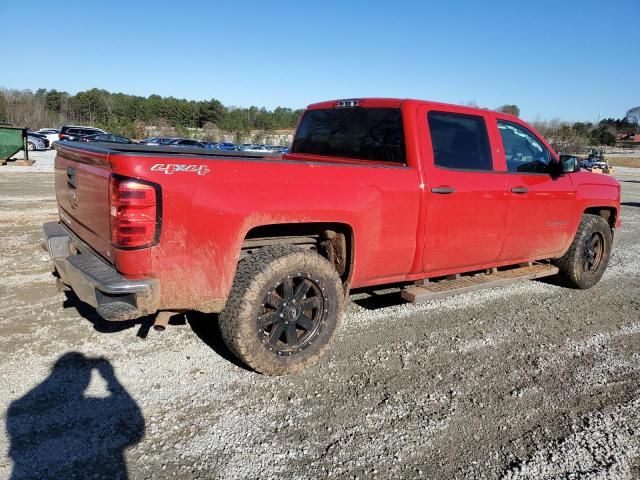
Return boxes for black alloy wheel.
[258,274,325,356]
[219,245,344,375]
[554,213,612,289]
[582,232,604,274]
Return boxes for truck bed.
[56,140,283,159]
[53,140,422,313]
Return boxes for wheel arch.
[583,206,617,230]
[241,222,355,284]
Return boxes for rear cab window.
[291,107,406,164]
[427,111,493,171]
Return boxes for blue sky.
[1,0,638,121]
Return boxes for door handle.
[511,187,528,194]
[431,186,455,194]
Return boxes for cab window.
[427,112,493,171]
[497,120,552,174]
[291,107,406,164]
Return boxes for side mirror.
[560,154,580,173]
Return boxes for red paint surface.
[54,99,621,310]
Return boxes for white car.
[27,135,47,151]
[37,129,61,148]
[580,158,608,170]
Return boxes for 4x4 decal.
[151,164,210,175]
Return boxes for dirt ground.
[1,168,639,479]
[608,157,640,169]
[602,151,640,169]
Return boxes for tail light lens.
[109,175,160,249]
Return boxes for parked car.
[28,131,51,145]
[166,139,206,148]
[243,144,272,153]
[141,137,177,146]
[588,149,605,161]
[36,129,61,148]
[216,142,237,151]
[44,97,621,375]
[58,126,106,142]
[79,133,135,144]
[238,144,287,153]
[581,158,607,170]
[26,135,47,151]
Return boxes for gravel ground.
[2,149,56,173]
[0,167,639,479]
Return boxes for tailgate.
[55,144,113,263]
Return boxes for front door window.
[498,120,552,174]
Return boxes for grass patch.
[608,157,640,168]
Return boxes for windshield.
[291,107,406,164]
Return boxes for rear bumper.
[42,221,159,321]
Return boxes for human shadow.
[6,352,144,480]
[61,288,246,370]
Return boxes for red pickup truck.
[43,98,621,374]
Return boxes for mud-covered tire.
[219,245,343,375]
[554,214,612,289]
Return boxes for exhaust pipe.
[153,311,175,332]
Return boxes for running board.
[401,263,559,304]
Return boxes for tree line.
[497,104,639,151]
[0,87,303,139]
[531,115,639,152]
[1,88,638,149]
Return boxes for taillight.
[109,175,160,249]
[58,133,65,140]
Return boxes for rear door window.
[291,107,406,164]
[427,111,493,171]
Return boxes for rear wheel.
[554,214,612,289]
[219,245,343,375]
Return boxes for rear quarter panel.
[110,154,421,310]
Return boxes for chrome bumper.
[42,221,159,321]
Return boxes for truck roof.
[306,98,519,120]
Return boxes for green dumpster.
[0,126,28,163]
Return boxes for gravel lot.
[1,164,639,479]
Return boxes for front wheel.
[219,245,344,375]
[27,141,36,151]
[554,214,612,289]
